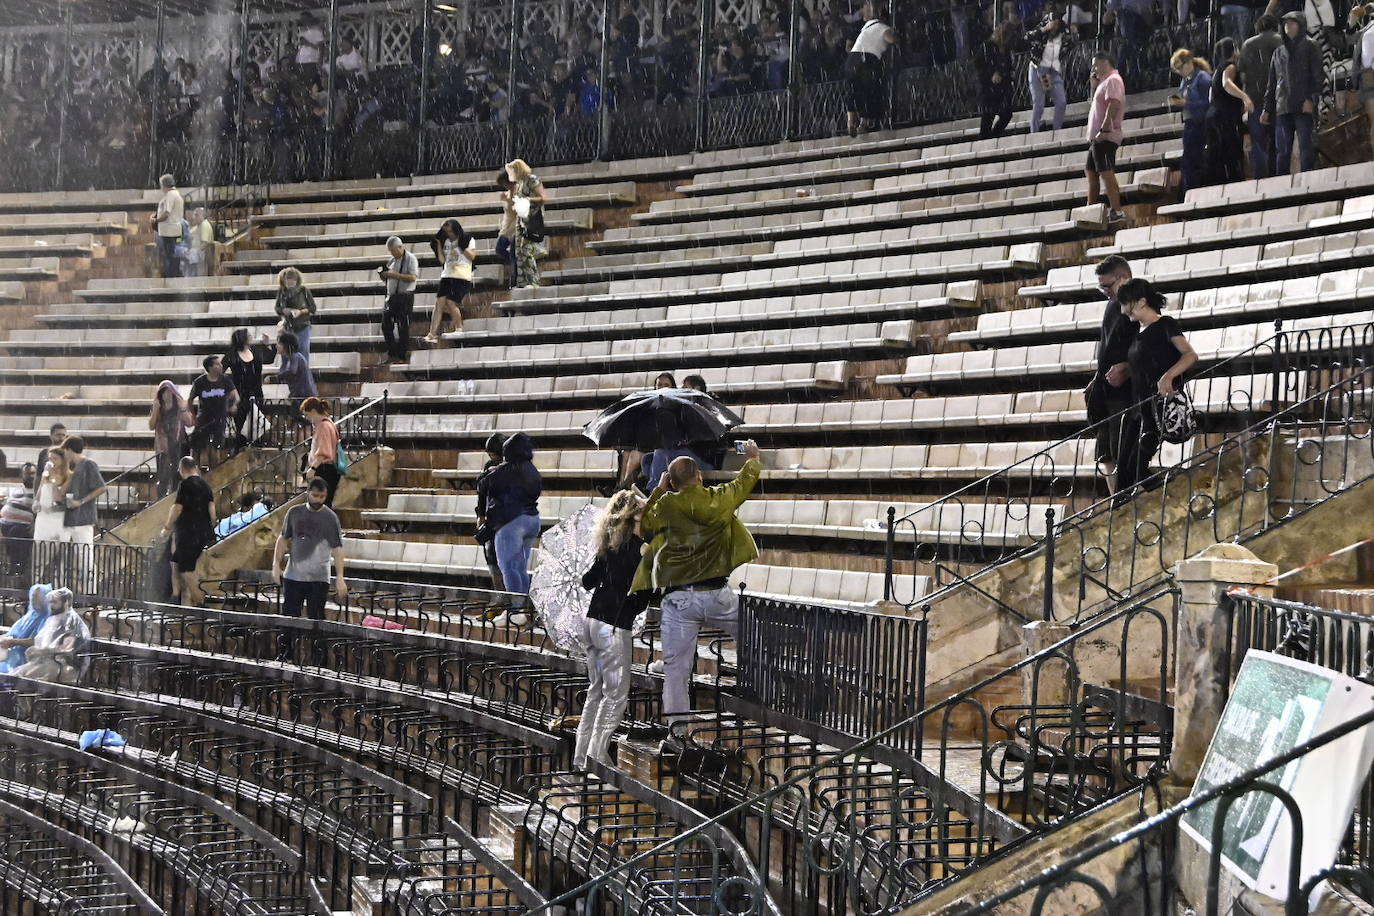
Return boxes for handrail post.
[883,505,896,602]
[1042,507,1056,621]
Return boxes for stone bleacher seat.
[406,322,915,376]
[373,362,849,403]
[342,535,926,610]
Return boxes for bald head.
[668,456,702,490]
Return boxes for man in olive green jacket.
[633,439,762,719]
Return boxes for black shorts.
[1086,140,1119,173]
[436,277,472,303]
[171,533,207,573]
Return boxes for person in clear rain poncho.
[10,587,89,684]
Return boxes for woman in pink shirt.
[301,397,342,507]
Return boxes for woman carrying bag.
[1113,278,1199,499]
[505,159,549,289]
[301,397,344,507]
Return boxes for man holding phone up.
[632,439,762,722]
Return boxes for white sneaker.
[1108,209,1127,224]
[648,659,665,675]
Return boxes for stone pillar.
[1168,543,1278,787]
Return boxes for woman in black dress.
[223,327,275,449]
[1205,37,1253,187]
[1113,279,1198,498]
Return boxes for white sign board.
[1181,650,1374,901]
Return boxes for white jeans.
[659,585,738,719]
[574,619,633,768]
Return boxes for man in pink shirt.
[1085,51,1127,225]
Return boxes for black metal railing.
[0,540,151,603]
[208,393,388,534]
[2,9,1236,193]
[886,319,1374,620]
[736,591,927,750]
[521,586,1177,915]
[951,689,1374,913]
[0,799,165,916]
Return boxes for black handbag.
[474,522,494,545]
[1154,388,1200,445]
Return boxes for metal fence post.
[597,0,612,160]
[323,0,339,180]
[505,0,518,164]
[415,2,431,175]
[1042,507,1056,621]
[693,0,710,151]
[783,0,800,140]
[234,0,250,185]
[883,505,896,601]
[149,0,166,188]
[54,11,74,189]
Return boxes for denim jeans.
[574,619,633,767]
[295,325,312,362]
[1029,64,1066,133]
[1181,119,1206,194]
[157,235,182,278]
[1274,112,1315,174]
[495,513,541,603]
[1247,110,1273,179]
[660,585,738,718]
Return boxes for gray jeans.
[660,585,738,718]
[574,619,633,767]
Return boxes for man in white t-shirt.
[184,207,215,276]
[335,37,367,81]
[152,174,184,278]
[296,13,325,69]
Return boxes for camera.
[376,265,388,277]
[733,440,748,455]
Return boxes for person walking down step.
[575,490,651,769]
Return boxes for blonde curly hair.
[593,490,645,557]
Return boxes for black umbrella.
[582,388,745,448]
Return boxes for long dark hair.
[230,328,250,351]
[430,218,471,263]
[1212,37,1237,70]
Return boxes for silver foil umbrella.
[529,503,601,657]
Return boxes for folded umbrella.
[582,388,744,449]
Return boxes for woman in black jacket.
[574,489,649,769]
[476,432,542,609]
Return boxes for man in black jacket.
[1084,255,1137,491]
[1262,11,1324,174]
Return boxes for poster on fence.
[1181,650,1374,902]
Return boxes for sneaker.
[1108,209,1127,224]
[648,659,665,675]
